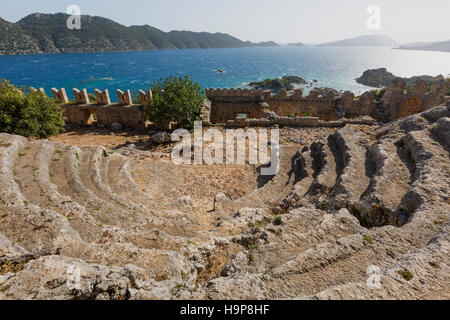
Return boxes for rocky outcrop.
[356,68,446,88]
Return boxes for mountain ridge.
[0,13,279,55]
[396,40,450,53]
[317,35,398,47]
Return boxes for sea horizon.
[1,46,449,101]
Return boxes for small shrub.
[363,234,373,244]
[398,269,414,281]
[318,201,329,211]
[371,89,386,101]
[131,90,141,104]
[273,216,283,226]
[154,274,169,282]
[0,79,65,138]
[88,93,97,104]
[145,75,205,130]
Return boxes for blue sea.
[0,46,449,101]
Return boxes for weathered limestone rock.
[111,122,123,131]
[0,104,449,300]
[433,117,450,146]
[151,131,170,144]
[408,80,427,95]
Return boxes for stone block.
[94,89,111,105]
[117,89,132,105]
[51,88,69,104]
[73,88,90,104]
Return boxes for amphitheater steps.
[5,137,188,251]
[49,145,196,238]
[263,228,413,298]
[105,153,197,222]
[214,145,302,214]
[0,135,194,287]
[0,135,89,256]
[327,127,374,210]
[355,134,412,227]
[105,152,155,207]
[88,146,157,215]
[291,147,315,198]
[251,208,365,272]
[35,142,188,251]
[399,129,450,221]
[13,141,102,243]
[308,140,337,196]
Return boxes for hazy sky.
[2,0,449,44]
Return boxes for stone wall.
[206,88,339,123]
[49,88,147,129]
[268,89,337,121]
[43,78,449,130]
[206,78,449,124]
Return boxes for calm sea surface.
[0,46,449,101]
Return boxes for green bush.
[371,89,386,101]
[0,79,65,138]
[131,90,141,105]
[273,216,283,226]
[88,93,97,104]
[145,75,205,129]
[398,269,414,281]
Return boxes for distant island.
[0,13,279,55]
[249,76,306,93]
[396,40,450,53]
[356,68,446,88]
[317,35,398,47]
[287,42,306,47]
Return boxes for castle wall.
[46,78,449,130]
[206,88,340,122]
[268,99,337,121]
[57,88,147,129]
[206,79,449,124]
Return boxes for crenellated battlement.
[36,78,449,130]
[117,89,132,105]
[205,88,268,98]
[205,87,336,102]
[206,86,341,122]
[94,89,111,105]
[139,89,152,105]
[51,88,69,104]
[43,87,154,129]
[205,78,449,123]
[73,88,90,104]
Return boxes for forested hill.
[0,13,279,55]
